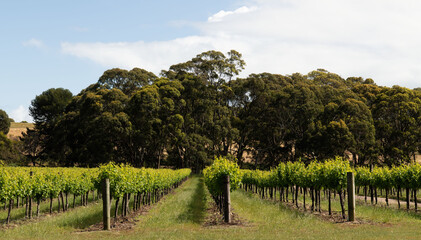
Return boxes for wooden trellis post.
[347,172,355,222]
[223,175,231,223]
[102,178,111,230]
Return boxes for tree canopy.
[20,50,421,169]
[0,109,10,134]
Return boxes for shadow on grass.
[56,205,103,229]
[177,177,207,224]
[0,195,100,225]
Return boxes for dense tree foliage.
[0,109,10,134]
[372,86,421,165]
[98,68,157,96]
[20,50,421,169]
[0,110,24,164]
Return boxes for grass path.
[4,176,421,239]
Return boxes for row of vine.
[0,163,191,224]
[241,157,421,217]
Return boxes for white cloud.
[10,105,32,123]
[208,6,258,22]
[22,38,44,48]
[61,36,251,73]
[61,0,421,88]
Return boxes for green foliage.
[0,164,191,205]
[354,166,371,187]
[0,133,24,164]
[29,88,73,124]
[203,156,242,196]
[98,67,157,95]
[242,157,351,191]
[354,164,421,191]
[97,162,191,198]
[0,109,11,134]
[0,167,94,203]
[372,86,421,164]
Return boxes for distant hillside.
[7,122,34,141]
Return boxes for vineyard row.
[0,163,191,224]
[205,156,421,219]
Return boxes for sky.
[1,0,420,122]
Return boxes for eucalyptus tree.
[372,86,421,165]
[162,50,245,171]
[57,85,132,166]
[98,67,157,96]
[127,78,185,168]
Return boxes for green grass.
[4,177,421,239]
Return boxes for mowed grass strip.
[125,179,421,240]
[233,189,421,240]
[0,200,103,240]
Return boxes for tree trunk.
[65,193,69,210]
[50,197,53,214]
[29,196,32,219]
[375,188,378,205]
[318,190,321,212]
[328,190,331,215]
[125,193,130,216]
[303,187,306,210]
[36,199,40,217]
[115,197,120,218]
[25,196,29,218]
[58,194,61,213]
[121,195,126,217]
[6,199,12,224]
[61,192,65,211]
[339,191,345,219]
[310,188,314,211]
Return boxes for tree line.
[0,110,25,163]
[8,50,421,169]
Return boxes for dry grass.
[7,122,34,140]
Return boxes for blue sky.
[1,0,420,122]
[0,0,240,121]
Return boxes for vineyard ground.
[3,177,421,239]
[356,194,419,208]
